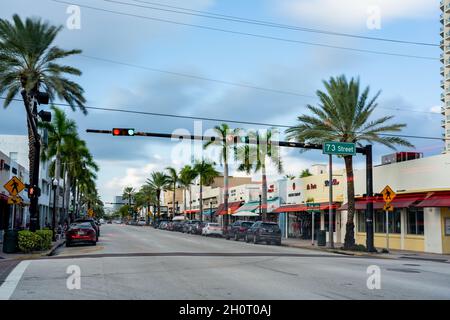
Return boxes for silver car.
[202,223,223,237]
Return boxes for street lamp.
[51,178,58,241]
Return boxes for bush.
[18,230,41,253]
[36,229,53,250]
[18,230,54,253]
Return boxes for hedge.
[18,229,54,253]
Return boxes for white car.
[137,220,146,226]
[202,223,223,237]
[99,218,105,224]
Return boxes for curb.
[0,239,65,261]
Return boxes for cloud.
[274,0,438,30]
[430,105,442,114]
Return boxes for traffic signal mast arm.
[86,129,367,154]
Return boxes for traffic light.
[38,110,52,122]
[112,128,135,136]
[28,185,41,199]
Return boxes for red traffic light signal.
[28,185,41,198]
[112,128,135,136]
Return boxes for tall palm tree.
[193,160,219,222]
[286,75,413,249]
[0,15,86,229]
[237,130,283,221]
[136,184,157,224]
[39,106,77,224]
[178,165,197,214]
[204,123,240,227]
[166,166,179,217]
[122,187,136,220]
[146,171,170,221]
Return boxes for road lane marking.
[0,260,31,300]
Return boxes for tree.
[300,169,313,178]
[193,160,219,222]
[122,187,136,220]
[178,165,197,214]
[285,174,295,180]
[237,130,283,221]
[0,14,86,230]
[166,166,179,217]
[286,75,413,249]
[135,184,157,224]
[204,123,240,228]
[39,106,77,224]
[146,171,170,221]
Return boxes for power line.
[1,97,446,141]
[106,0,438,47]
[51,0,438,61]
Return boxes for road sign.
[381,185,396,203]
[8,195,22,205]
[4,176,25,196]
[306,203,320,211]
[323,141,356,156]
[88,208,94,217]
[383,203,394,212]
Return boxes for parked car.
[183,220,201,233]
[137,219,146,226]
[113,220,122,224]
[99,218,105,224]
[74,218,100,241]
[107,220,112,224]
[66,222,97,247]
[174,221,186,232]
[245,221,281,245]
[225,221,254,241]
[166,221,175,231]
[202,223,223,237]
[159,221,169,230]
[191,221,205,235]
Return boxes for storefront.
[0,193,9,243]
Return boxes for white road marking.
[0,260,31,300]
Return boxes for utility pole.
[365,145,376,252]
[328,154,334,248]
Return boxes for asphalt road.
[1,224,450,300]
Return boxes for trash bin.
[317,230,326,247]
[3,230,19,253]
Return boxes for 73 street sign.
[323,141,356,156]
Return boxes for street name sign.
[4,176,25,196]
[306,203,320,212]
[323,141,356,156]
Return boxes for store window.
[357,210,366,233]
[407,208,424,235]
[373,209,401,234]
[374,210,385,233]
[324,210,336,232]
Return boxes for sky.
[0,0,443,206]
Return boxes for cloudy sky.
[0,0,442,205]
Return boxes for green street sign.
[323,141,356,156]
[306,203,320,212]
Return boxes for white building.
[441,0,450,152]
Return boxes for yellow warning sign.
[4,176,25,196]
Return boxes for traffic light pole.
[86,129,375,251]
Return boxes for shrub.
[18,230,40,253]
[36,229,53,250]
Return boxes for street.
[1,224,450,300]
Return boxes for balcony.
[446,3,450,13]
[446,18,450,27]
[446,45,450,54]
[446,59,450,67]
[441,40,445,49]
[442,79,445,88]
[442,0,445,10]
[442,119,446,127]
[441,66,445,75]
[442,53,445,62]
[441,13,445,24]
[443,106,446,115]
[442,93,446,101]
[442,27,445,37]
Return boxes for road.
[1,224,450,299]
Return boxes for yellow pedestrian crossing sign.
[381,185,396,203]
[4,176,25,196]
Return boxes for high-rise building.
[441,0,450,152]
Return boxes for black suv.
[225,221,254,241]
[245,221,281,245]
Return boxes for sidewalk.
[281,238,450,262]
[0,238,65,261]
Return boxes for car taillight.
[239,227,246,232]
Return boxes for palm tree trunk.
[261,162,268,221]
[173,183,176,217]
[54,151,61,224]
[157,190,161,220]
[223,161,229,227]
[183,187,187,213]
[199,181,203,222]
[343,155,356,249]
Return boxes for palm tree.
[237,130,283,221]
[166,166,179,217]
[146,171,170,221]
[0,15,86,229]
[193,160,219,222]
[204,123,240,227]
[300,169,313,178]
[39,106,77,224]
[136,184,157,224]
[286,75,413,249]
[122,187,136,220]
[178,165,197,214]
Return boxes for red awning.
[339,194,424,210]
[416,193,450,207]
[217,201,243,215]
[273,204,308,213]
[183,209,199,214]
[0,193,8,201]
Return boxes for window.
[374,209,401,234]
[357,210,366,233]
[324,210,336,232]
[375,210,385,233]
[407,208,424,235]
